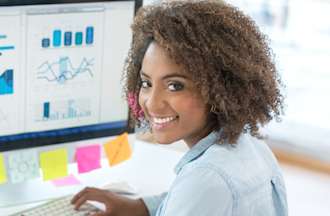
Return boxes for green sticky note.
[0,154,7,184]
[8,150,40,183]
[40,148,68,181]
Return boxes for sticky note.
[0,154,7,184]
[40,148,68,181]
[75,144,101,173]
[52,174,81,187]
[104,133,132,166]
[8,150,39,183]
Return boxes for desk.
[2,139,330,216]
[1,140,182,215]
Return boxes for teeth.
[153,116,177,124]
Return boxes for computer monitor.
[0,0,142,152]
[0,0,143,208]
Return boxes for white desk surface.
[1,139,330,216]
[1,140,181,215]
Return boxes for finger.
[71,187,89,204]
[73,190,110,210]
[73,194,89,210]
[71,187,99,204]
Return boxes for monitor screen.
[0,0,142,152]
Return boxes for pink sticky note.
[52,174,81,187]
[75,145,101,173]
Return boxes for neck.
[184,125,213,148]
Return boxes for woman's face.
[138,42,211,147]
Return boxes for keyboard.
[10,195,101,216]
[10,181,138,216]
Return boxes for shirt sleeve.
[160,165,233,216]
[142,192,168,216]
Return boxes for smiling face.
[138,42,212,147]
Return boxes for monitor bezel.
[0,0,141,152]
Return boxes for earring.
[210,105,218,114]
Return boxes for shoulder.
[190,134,283,191]
[164,134,287,215]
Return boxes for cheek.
[175,97,208,121]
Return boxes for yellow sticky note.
[40,148,68,181]
[104,133,132,166]
[0,154,7,184]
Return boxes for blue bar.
[43,102,50,118]
[57,57,68,84]
[59,57,68,73]
[68,107,75,118]
[0,35,7,39]
[86,26,94,44]
[75,32,83,45]
[0,69,14,95]
[0,46,15,51]
[64,31,72,46]
[41,38,50,48]
[53,30,61,47]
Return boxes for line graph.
[37,57,94,84]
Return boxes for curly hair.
[122,0,284,144]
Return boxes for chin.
[155,139,173,145]
[153,134,179,145]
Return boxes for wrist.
[132,198,149,216]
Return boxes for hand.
[71,187,149,216]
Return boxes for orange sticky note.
[40,148,68,181]
[104,133,132,166]
[0,154,7,184]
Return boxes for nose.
[143,87,167,115]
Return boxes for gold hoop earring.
[210,105,218,113]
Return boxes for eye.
[168,82,184,91]
[141,80,151,89]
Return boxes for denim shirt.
[142,131,288,216]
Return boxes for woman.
[71,1,288,215]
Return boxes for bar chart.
[37,99,92,122]
[41,26,94,48]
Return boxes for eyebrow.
[140,71,189,80]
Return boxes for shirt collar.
[174,131,219,174]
